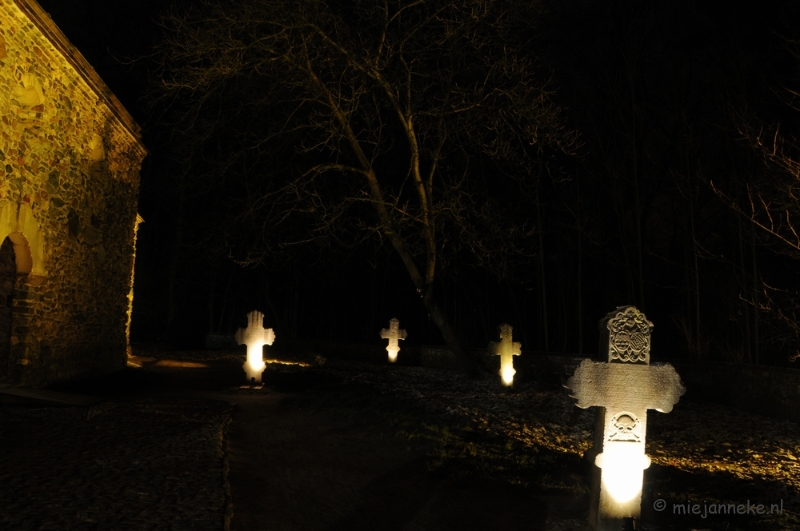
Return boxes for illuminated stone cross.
[489,323,521,386]
[235,310,276,384]
[565,306,685,531]
[380,318,406,363]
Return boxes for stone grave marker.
[564,305,685,531]
[235,310,276,385]
[489,323,521,386]
[380,318,406,363]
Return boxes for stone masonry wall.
[0,0,146,385]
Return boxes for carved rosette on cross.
[380,318,406,363]
[235,310,276,384]
[565,306,685,531]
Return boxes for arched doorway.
[0,236,15,381]
[0,231,32,382]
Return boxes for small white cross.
[235,310,275,384]
[489,323,521,386]
[380,318,407,363]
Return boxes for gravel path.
[0,393,232,531]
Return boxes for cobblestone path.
[0,396,232,531]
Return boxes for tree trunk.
[325,90,482,375]
[167,177,185,333]
[207,271,215,335]
[536,183,549,353]
[577,215,584,355]
[737,213,752,363]
[690,199,701,357]
[576,166,584,355]
[630,65,645,310]
[751,224,760,365]
[381,223,483,377]
[263,277,284,334]
[422,291,483,378]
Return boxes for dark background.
[34,0,800,365]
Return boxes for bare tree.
[711,53,800,362]
[151,0,576,375]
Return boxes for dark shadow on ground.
[27,355,797,531]
[322,461,549,531]
[641,463,795,530]
[47,362,244,398]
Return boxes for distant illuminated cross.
[380,318,406,363]
[564,306,685,531]
[489,323,521,386]
[235,310,276,384]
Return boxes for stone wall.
[0,0,146,386]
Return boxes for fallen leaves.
[318,360,800,517]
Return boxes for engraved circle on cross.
[499,323,513,341]
[608,411,641,442]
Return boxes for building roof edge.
[13,0,147,153]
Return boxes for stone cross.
[235,310,276,384]
[380,318,406,363]
[489,323,521,386]
[564,306,685,531]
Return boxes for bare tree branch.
[149,0,577,374]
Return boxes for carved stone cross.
[565,306,685,531]
[489,323,521,386]
[235,310,276,384]
[380,318,406,363]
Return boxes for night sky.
[33,0,800,367]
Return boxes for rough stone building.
[0,0,146,386]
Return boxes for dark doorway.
[0,236,15,382]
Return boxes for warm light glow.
[126,214,144,354]
[490,323,521,387]
[380,318,407,363]
[244,358,266,379]
[125,356,209,369]
[235,310,276,384]
[501,365,516,386]
[264,358,311,367]
[595,447,651,503]
[154,359,209,368]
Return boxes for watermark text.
[653,498,783,518]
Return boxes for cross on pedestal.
[565,306,685,531]
[380,318,406,363]
[235,310,276,384]
[489,323,521,386]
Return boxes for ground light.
[235,310,276,384]
[565,306,685,531]
[595,444,651,504]
[380,318,407,363]
[489,323,521,387]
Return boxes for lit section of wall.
[0,0,147,385]
[125,213,143,356]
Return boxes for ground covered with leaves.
[134,345,800,530]
[301,360,800,530]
